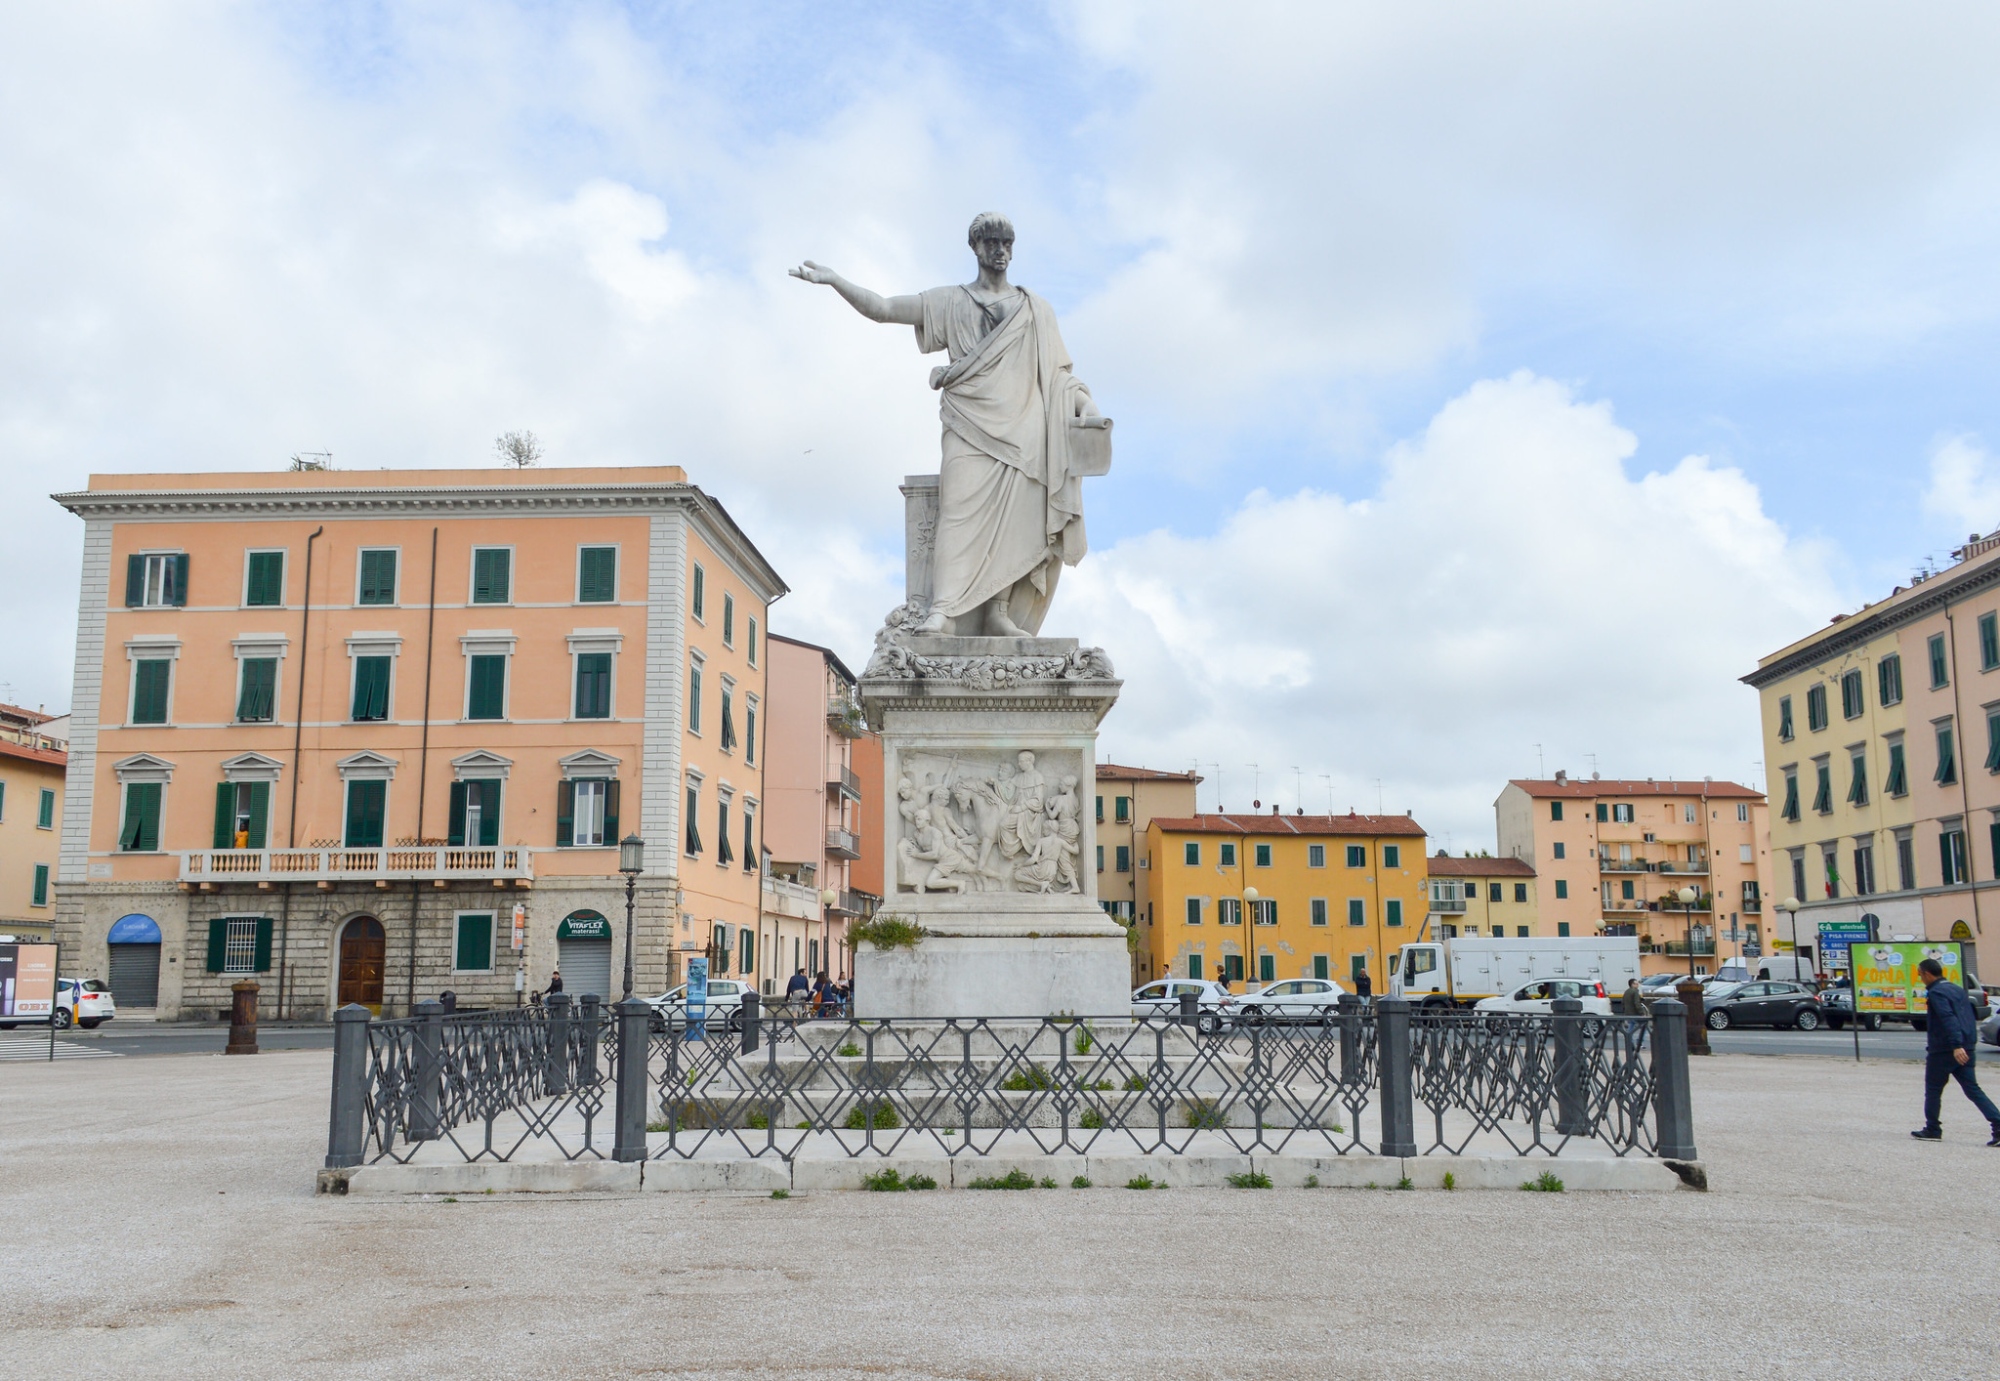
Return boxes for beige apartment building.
[1092,763,1200,982]
[1745,530,2000,974]
[1496,776,1773,977]
[1423,854,1538,940]
[0,726,66,946]
[759,634,875,992]
[49,465,784,1019]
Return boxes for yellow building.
[1423,853,1538,940]
[1,728,66,944]
[1092,763,1200,981]
[1143,810,1428,991]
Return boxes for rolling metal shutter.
[108,943,161,1008]
[556,939,613,1002]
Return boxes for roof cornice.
[1742,553,2000,689]
[51,479,789,604]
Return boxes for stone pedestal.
[857,632,1127,1019]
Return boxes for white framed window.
[1737,802,1749,822]
[1310,898,1328,926]
[691,562,706,621]
[568,631,622,722]
[125,551,187,608]
[688,652,705,735]
[241,549,287,608]
[125,637,182,726]
[576,544,618,604]
[357,548,400,606]
[453,912,496,973]
[460,633,515,722]
[744,694,758,766]
[723,592,736,647]
[573,778,609,847]
[1307,844,1325,867]
[470,546,514,605]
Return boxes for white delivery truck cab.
[1388,936,1644,1009]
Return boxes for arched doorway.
[337,916,386,1012]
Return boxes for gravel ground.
[2,1048,1996,1380]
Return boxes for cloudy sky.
[6,1,1999,850]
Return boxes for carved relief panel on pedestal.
[894,749,1087,896]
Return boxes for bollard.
[1675,978,1711,1056]
[325,1003,372,1169]
[1650,998,1698,1160]
[1551,997,1586,1136]
[1179,989,1199,1030]
[613,996,651,1162]
[1375,997,1417,1157]
[741,990,761,1054]
[545,992,572,1096]
[225,980,260,1055]
[408,999,444,1142]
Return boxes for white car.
[647,979,752,1033]
[1474,978,1613,1018]
[58,979,117,1030]
[1230,977,1348,1025]
[1131,979,1234,1034]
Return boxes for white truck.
[1388,936,1643,1009]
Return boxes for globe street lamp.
[1778,895,1802,984]
[1243,886,1262,990]
[619,834,644,999]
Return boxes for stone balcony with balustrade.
[179,844,534,891]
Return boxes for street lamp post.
[1777,895,1803,982]
[1243,886,1261,989]
[619,834,645,1000]
[819,888,838,989]
[1678,885,1700,980]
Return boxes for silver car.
[1230,977,1348,1025]
[647,979,752,1033]
[1131,979,1233,1034]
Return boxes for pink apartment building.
[50,466,785,1019]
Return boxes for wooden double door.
[337,917,386,1012]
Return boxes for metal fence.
[325,995,1697,1170]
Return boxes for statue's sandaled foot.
[914,608,950,634]
[983,599,1028,637]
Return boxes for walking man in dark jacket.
[1912,957,2000,1145]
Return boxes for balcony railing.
[1656,860,1710,875]
[825,828,861,860]
[1598,858,1652,873]
[762,875,820,920]
[1663,940,1717,957]
[829,766,862,801]
[181,846,533,887]
[1426,898,1467,914]
[827,888,872,917]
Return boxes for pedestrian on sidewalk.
[1911,957,2000,1146]
[547,968,564,998]
[786,968,809,1004]
[1354,967,1372,1002]
[1621,979,1649,1016]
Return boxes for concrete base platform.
[319,1151,1703,1195]
[852,932,1131,1019]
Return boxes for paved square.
[3,1048,1996,1379]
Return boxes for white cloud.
[1921,434,2000,540]
[1067,373,1841,844]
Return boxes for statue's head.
[1016,750,1036,770]
[968,212,1014,271]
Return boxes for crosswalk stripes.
[0,1035,121,1061]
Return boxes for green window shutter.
[170,553,190,606]
[353,657,390,721]
[688,663,702,733]
[720,689,736,749]
[456,914,493,971]
[447,782,468,847]
[1781,776,1799,820]
[132,660,171,724]
[237,657,275,721]
[32,865,49,907]
[245,551,283,606]
[253,918,274,972]
[121,783,161,852]
[603,780,620,842]
[125,554,145,606]
[246,782,269,849]
[359,550,397,605]
[467,656,506,719]
[745,705,756,764]
[1348,898,1364,926]
[1937,728,1958,785]
[213,783,234,849]
[579,547,616,602]
[1259,954,1274,983]
[478,780,501,847]
[1187,955,1202,980]
[1595,803,1608,822]
[1886,745,1906,796]
[556,779,575,846]
[206,920,227,972]
[691,564,704,619]
[1551,801,1563,821]
[472,548,510,603]
[38,788,54,829]
[575,653,610,718]
[346,781,385,848]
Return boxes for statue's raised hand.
[789,261,838,285]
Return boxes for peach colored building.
[1092,763,1200,982]
[1496,776,1774,978]
[758,634,875,991]
[0,733,65,946]
[50,466,785,1019]
[1747,529,2000,974]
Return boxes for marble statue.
[792,213,1113,637]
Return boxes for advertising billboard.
[1852,941,1962,1017]
[0,942,59,1019]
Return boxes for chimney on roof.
[1271,803,1279,815]
[1554,769,1567,784]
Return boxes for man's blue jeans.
[1923,1050,2000,1131]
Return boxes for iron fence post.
[579,994,602,1087]
[409,999,443,1143]
[741,990,760,1054]
[1179,990,1198,1029]
[1337,993,1362,1080]
[614,996,651,1162]
[1551,997,1585,1136]
[325,1003,371,1169]
[545,992,572,1096]
[1650,999,1698,1160]
[1376,998,1416,1157]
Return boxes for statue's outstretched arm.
[789,261,922,326]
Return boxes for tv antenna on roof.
[289,451,333,471]
[1319,773,1334,815]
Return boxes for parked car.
[646,980,752,1033]
[1229,977,1347,1025]
[1702,981,1823,1031]
[1131,979,1234,1034]
[1639,974,1688,998]
[1979,1007,2000,1048]
[1820,987,1882,1032]
[56,979,117,1030]
[1474,979,1613,1018]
